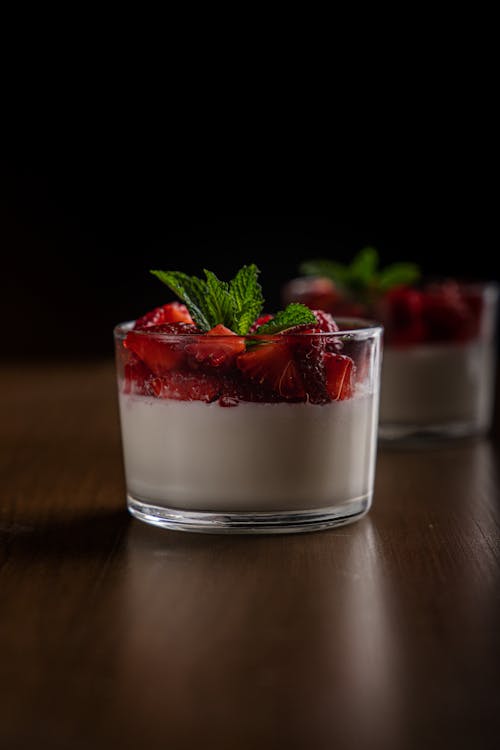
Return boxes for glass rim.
[114,317,383,341]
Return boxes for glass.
[114,321,383,534]
[378,283,498,440]
[284,278,498,441]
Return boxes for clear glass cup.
[114,320,383,534]
[283,277,498,441]
[378,283,498,440]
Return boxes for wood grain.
[1,362,499,750]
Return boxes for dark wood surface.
[1,362,499,750]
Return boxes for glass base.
[379,420,488,443]
[127,493,371,535]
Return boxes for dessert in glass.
[114,264,382,533]
[284,248,498,440]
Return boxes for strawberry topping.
[134,302,194,329]
[149,369,221,402]
[125,322,197,375]
[249,314,274,333]
[324,353,355,400]
[185,324,246,368]
[237,341,305,399]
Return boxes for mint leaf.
[229,264,264,335]
[377,262,421,291]
[151,264,265,334]
[300,247,421,297]
[150,270,212,330]
[349,247,379,288]
[203,270,234,328]
[255,303,316,334]
[299,259,351,286]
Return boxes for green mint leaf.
[151,264,266,333]
[255,303,316,334]
[150,270,212,330]
[299,259,351,286]
[229,264,264,335]
[203,270,235,329]
[349,247,379,287]
[377,262,421,291]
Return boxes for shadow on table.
[0,508,130,561]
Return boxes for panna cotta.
[284,249,497,439]
[115,263,382,532]
[119,393,377,511]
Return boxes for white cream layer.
[379,341,494,427]
[119,393,378,512]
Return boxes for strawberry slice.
[237,341,305,399]
[422,282,470,342]
[311,310,339,333]
[324,353,355,400]
[249,314,274,333]
[123,357,155,395]
[125,322,197,375]
[382,286,426,345]
[282,277,340,313]
[134,302,194,329]
[185,324,246,368]
[149,369,221,402]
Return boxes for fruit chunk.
[311,310,339,333]
[185,324,246,368]
[134,302,194,329]
[237,341,305,399]
[150,369,221,402]
[125,322,197,375]
[422,282,470,342]
[382,286,425,345]
[283,277,339,312]
[123,358,154,395]
[324,353,355,400]
[249,314,274,333]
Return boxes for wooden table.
[1,363,499,750]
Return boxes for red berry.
[237,341,305,399]
[124,322,197,375]
[123,358,154,395]
[149,369,221,402]
[134,302,194,329]
[311,310,339,333]
[422,282,470,342]
[185,324,246,368]
[283,277,339,312]
[324,353,355,400]
[382,286,426,345]
[249,314,274,333]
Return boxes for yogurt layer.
[119,393,378,512]
[379,341,494,428]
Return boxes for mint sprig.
[150,264,264,335]
[300,247,420,296]
[255,303,316,334]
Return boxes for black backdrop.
[1,162,497,359]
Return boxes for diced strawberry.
[282,277,340,313]
[422,282,471,342]
[249,314,274,333]
[237,341,305,399]
[382,286,426,345]
[311,310,339,333]
[134,302,194,329]
[185,324,246,368]
[149,369,221,402]
[124,322,197,375]
[324,353,355,400]
[123,357,154,395]
[278,311,339,403]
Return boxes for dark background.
[1,159,497,359]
